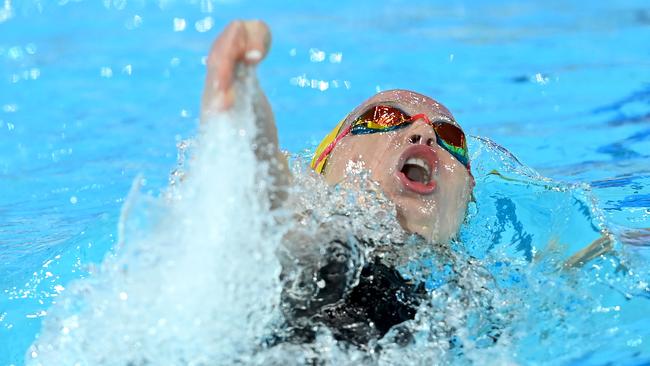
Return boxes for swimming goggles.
[310,105,470,174]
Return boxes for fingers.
[203,20,271,112]
[241,20,271,65]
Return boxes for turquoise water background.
[1,0,649,364]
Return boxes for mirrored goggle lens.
[374,105,407,126]
[351,105,469,167]
[433,122,467,150]
[354,105,408,129]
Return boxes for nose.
[406,119,437,147]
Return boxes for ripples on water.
[2,1,650,365]
[21,72,650,365]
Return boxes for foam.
[28,68,283,365]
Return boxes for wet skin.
[323,90,474,243]
[202,21,474,243]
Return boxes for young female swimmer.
[201,20,632,349]
[201,20,475,348]
[202,20,473,244]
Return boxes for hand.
[202,20,271,112]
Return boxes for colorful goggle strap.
[310,118,348,174]
[310,113,471,174]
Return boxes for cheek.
[434,156,470,198]
[324,136,389,182]
[350,136,402,172]
[443,173,472,209]
[369,147,405,192]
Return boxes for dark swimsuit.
[274,239,427,349]
[316,258,426,346]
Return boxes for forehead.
[345,89,459,128]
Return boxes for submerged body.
[276,246,425,348]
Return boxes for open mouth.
[396,145,437,195]
[401,157,431,184]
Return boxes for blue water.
[1,0,649,364]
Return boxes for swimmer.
[201,20,475,349]
[202,21,472,243]
[200,20,624,350]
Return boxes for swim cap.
[310,118,346,174]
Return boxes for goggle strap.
[312,110,471,174]
[313,123,353,172]
[407,113,431,125]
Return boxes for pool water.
[1,0,649,364]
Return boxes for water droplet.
[289,74,308,88]
[309,48,325,62]
[200,0,214,13]
[29,68,40,80]
[194,16,213,33]
[0,0,13,23]
[7,46,23,60]
[119,292,128,301]
[2,104,17,112]
[25,43,37,54]
[328,52,342,63]
[534,72,549,85]
[318,80,329,91]
[100,67,113,78]
[125,14,142,29]
[112,0,127,10]
[289,48,297,57]
[122,64,132,75]
[70,196,78,204]
[170,57,180,67]
[173,17,186,32]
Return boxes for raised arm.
[201,20,289,207]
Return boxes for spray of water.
[27,69,284,365]
[26,69,650,365]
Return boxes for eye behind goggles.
[311,105,470,174]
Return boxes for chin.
[394,203,438,242]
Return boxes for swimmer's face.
[323,90,474,243]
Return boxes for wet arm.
[564,227,650,268]
[201,20,289,207]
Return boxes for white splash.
[28,69,283,365]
